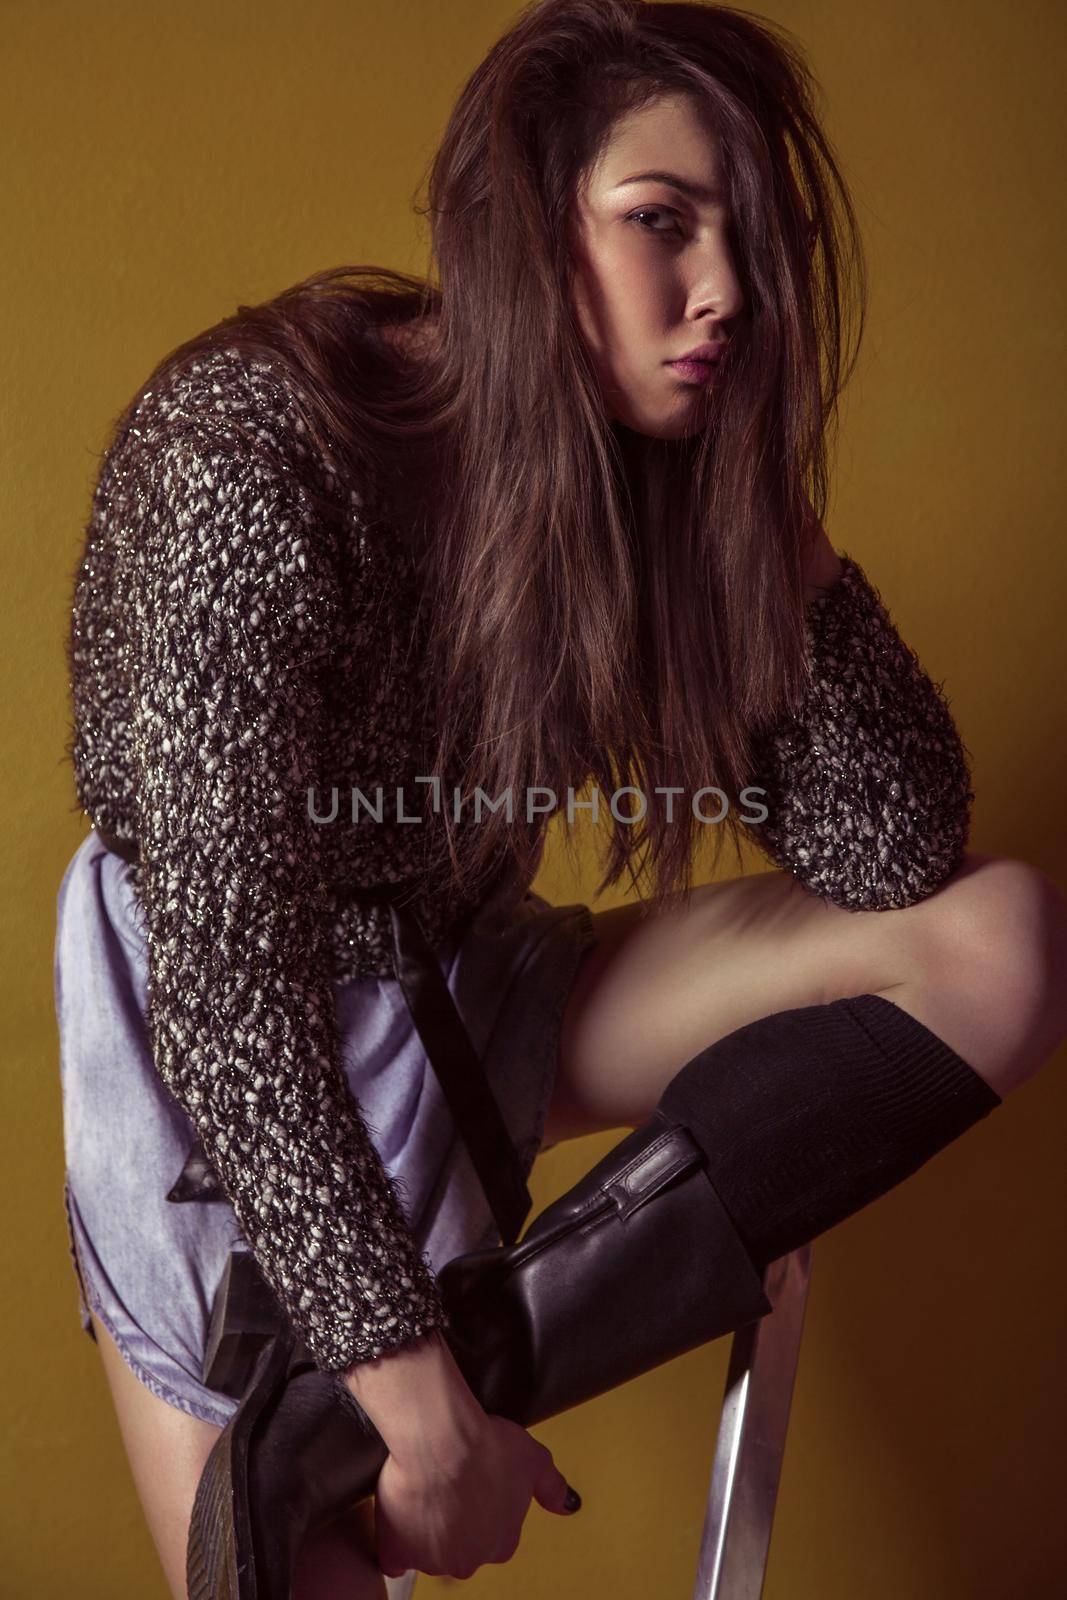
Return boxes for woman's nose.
[686,237,744,325]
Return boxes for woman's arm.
[743,551,974,910]
[118,352,453,1377]
[344,1327,485,1454]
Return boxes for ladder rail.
[385,1247,813,1600]
[693,1247,814,1600]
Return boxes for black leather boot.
[437,1110,773,1426]
[186,1311,388,1600]
[182,1111,772,1598]
[185,991,1003,1598]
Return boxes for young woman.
[57,2,1067,1596]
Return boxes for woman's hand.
[343,1327,580,1580]
[373,1407,579,1580]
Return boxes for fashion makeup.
[665,340,727,385]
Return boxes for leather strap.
[385,898,531,1245]
[95,827,532,1245]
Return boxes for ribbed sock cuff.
[657,993,1003,1270]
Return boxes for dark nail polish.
[564,1485,582,1513]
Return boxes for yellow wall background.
[5,1,1065,1594]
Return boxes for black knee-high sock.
[655,993,1003,1271]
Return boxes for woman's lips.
[666,357,718,385]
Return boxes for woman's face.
[569,92,744,439]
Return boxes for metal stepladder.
[384,1243,813,1600]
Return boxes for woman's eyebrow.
[613,170,727,203]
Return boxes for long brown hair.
[102,0,867,913]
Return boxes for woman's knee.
[922,854,1066,995]
[909,853,1067,1088]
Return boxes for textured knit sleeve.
[117,385,451,1372]
[742,554,974,910]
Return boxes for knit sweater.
[64,342,974,1373]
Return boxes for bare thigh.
[546,852,1050,1145]
[87,1309,387,1600]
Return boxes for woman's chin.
[610,406,700,442]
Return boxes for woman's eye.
[627,207,684,238]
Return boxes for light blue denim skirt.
[55,828,596,1428]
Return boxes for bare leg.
[87,1307,221,1600]
[548,852,1067,1144]
[292,1499,388,1600]
[87,1308,387,1599]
